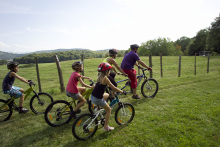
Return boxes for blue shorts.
[3,86,22,98]
[66,91,80,100]
[91,95,107,107]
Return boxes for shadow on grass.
[63,124,128,146]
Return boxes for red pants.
[122,69,137,89]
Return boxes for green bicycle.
[44,80,95,127]
[0,80,54,122]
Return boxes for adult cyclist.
[121,44,152,99]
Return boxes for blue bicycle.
[107,67,158,98]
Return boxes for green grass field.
[0,56,219,147]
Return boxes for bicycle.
[44,80,95,127]
[106,67,158,98]
[0,80,54,122]
[72,92,135,140]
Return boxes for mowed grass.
[0,56,219,147]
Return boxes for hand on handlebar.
[28,80,35,86]
[147,67,152,70]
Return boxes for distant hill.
[32,48,90,53]
[0,48,126,63]
[0,48,90,60]
[0,51,26,60]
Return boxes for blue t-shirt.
[121,51,140,70]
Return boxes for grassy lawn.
[0,56,219,146]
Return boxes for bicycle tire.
[0,99,13,122]
[115,103,135,125]
[72,113,98,140]
[88,100,97,114]
[30,92,53,114]
[141,78,158,98]
[44,100,73,127]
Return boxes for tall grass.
[0,56,219,146]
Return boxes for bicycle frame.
[116,68,149,91]
[70,88,94,107]
[1,85,35,109]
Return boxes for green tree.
[174,36,191,53]
[207,16,220,54]
[139,37,182,56]
[187,29,209,55]
[0,59,8,65]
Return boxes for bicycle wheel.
[88,100,97,114]
[0,99,13,122]
[115,103,135,125]
[30,92,53,114]
[72,113,98,140]
[141,79,158,98]
[44,100,73,127]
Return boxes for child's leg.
[103,93,109,101]
[74,94,86,111]
[77,87,86,95]
[102,104,112,129]
[18,89,25,107]
[19,94,25,107]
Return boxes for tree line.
[137,15,220,56]
[11,50,125,64]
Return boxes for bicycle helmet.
[7,62,19,70]
[98,62,112,72]
[72,61,83,70]
[130,44,140,50]
[109,49,118,55]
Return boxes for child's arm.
[81,76,92,81]
[78,77,94,88]
[10,72,29,84]
[104,76,123,93]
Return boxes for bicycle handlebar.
[28,80,35,86]
[89,80,95,86]
[116,90,127,96]
[138,66,152,71]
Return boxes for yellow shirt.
[103,57,113,66]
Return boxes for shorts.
[3,86,22,98]
[122,69,137,89]
[91,95,107,107]
[66,91,80,100]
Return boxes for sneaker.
[19,108,29,114]
[132,95,141,99]
[72,111,78,119]
[103,126,114,131]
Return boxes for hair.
[72,64,81,71]
[97,70,109,84]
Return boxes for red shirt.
[66,72,81,93]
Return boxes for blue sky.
[0,0,219,53]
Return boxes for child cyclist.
[103,49,128,99]
[66,61,94,118]
[2,62,30,113]
[91,62,123,131]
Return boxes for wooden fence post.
[81,54,84,80]
[160,54,163,78]
[149,54,152,78]
[194,53,197,75]
[35,57,42,92]
[178,55,181,77]
[207,55,210,73]
[54,55,65,93]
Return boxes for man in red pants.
[121,44,152,99]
